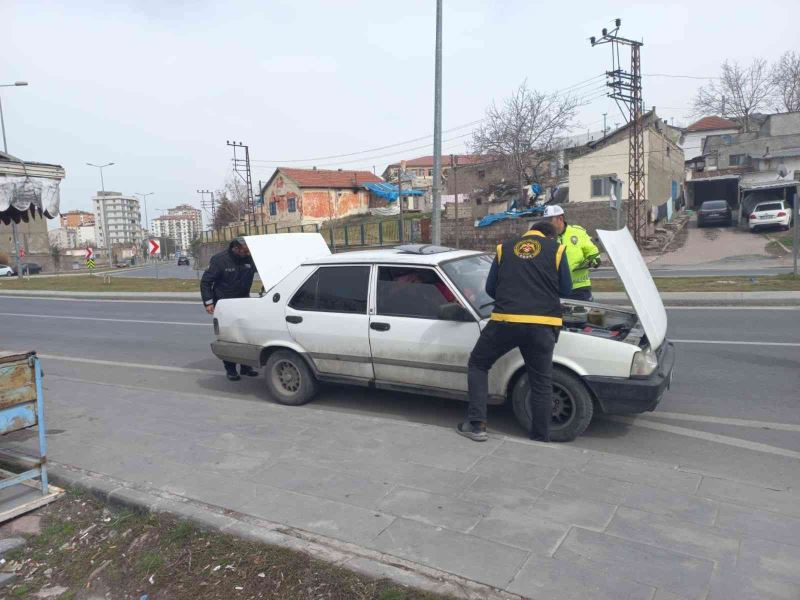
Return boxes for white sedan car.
[211,229,675,441]
[748,200,792,231]
[0,265,15,277]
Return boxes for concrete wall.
[0,218,49,256]
[647,129,686,207]
[681,129,738,162]
[262,175,303,227]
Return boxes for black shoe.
[226,372,241,381]
[456,421,488,442]
[240,366,258,377]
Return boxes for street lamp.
[87,162,115,265]
[1,81,29,280]
[135,192,154,263]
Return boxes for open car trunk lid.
[244,232,331,292]
[596,228,667,349]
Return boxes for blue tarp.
[364,182,425,202]
[477,205,547,228]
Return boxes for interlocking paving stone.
[469,507,569,553]
[715,501,800,548]
[377,487,490,531]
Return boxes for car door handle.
[286,315,303,324]
[370,322,390,331]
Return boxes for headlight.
[631,348,658,378]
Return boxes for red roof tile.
[278,167,383,188]
[685,116,740,133]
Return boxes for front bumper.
[582,341,675,415]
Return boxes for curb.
[0,290,199,302]
[0,453,522,600]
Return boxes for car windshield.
[702,201,728,210]
[756,203,782,212]
[441,254,495,319]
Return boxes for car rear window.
[289,265,370,314]
[701,201,728,210]
[755,203,783,212]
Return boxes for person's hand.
[590,257,601,269]
[205,304,215,315]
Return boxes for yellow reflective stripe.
[490,313,563,326]
[496,244,503,263]
[555,244,565,270]
[522,230,545,238]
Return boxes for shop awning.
[740,171,797,192]
[363,182,424,202]
[0,152,64,225]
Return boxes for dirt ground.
[0,489,448,600]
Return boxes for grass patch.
[0,275,265,294]
[592,274,800,293]
[7,488,453,600]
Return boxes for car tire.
[264,350,317,406]
[511,367,594,442]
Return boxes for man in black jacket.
[457,221,572,443]
[201,237,258,381]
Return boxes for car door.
[369,265,481,395]
[285,264,374,382]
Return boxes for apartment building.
[93,192,143,249]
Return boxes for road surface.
[2,295,798,491]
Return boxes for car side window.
[376,266,456,320]
[289,266,369,314]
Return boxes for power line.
[644,73,717,80]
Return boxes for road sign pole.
[793,184,799,277]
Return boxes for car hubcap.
[274,360,301,394]
[551,384,575,428]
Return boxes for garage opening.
[688,178,739,210]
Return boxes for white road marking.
[609,416,800,460]
[37,354,219,375]
[0,295,196,305]
[0,312,207,327]
[648,411,800,432]
[672,339,800,347]
[666,306,800,311]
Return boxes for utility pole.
[603,112,608,135]
[134,192,153,263]
[197,189,216,228]
[591,18,647,246]
[431,0,443,245]
[450,154,459,248]
[87,162,115,267]
[226,141,256,222]
[397,164,405,243]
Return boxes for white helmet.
[542,205,565,218]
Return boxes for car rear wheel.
[264,350,317,406]
[511,368,594,442]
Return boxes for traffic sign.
[85,247,94,260]
[148,239,160,255]
[86,258,95,270]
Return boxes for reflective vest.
[490,230,566,326]
[558,224,600,291]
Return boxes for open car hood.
[596,228,667,349]
[244,232,331,292]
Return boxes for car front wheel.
[511,368,594,442]
[264,349,317,406]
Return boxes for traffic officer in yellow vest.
[457,220,572,443]
[543,205,601,301]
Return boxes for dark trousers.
[467,321,556,441]
[566,287,593,302]
[223,361,254,375]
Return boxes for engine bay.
[561,302,645,346]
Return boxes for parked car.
[0,265,15,277]
[177,256,190,266]
[697,200,732,227]
[210,231,675,442]
[115,261,129,268]
[748,200,792,231]
[20,263,42,275]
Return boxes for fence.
[200,217,430,250]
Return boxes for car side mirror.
[438,302,473,322]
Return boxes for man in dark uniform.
[457,221,572,443]
[201,237,258,381]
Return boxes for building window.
[729,154,745,166]
[427,169,433,176]
[477,170,486,179]
[287,198,297,213]
[591,175,615,197]
[269,202,277,216]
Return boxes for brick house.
[258,168,383,227]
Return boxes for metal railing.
[200,217,429,250]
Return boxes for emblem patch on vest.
[570,235,579,245]
[513,239,541,259]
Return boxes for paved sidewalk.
[3,376,800,599]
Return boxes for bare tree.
[772,51,800,113]
[213,176,251,229]
[693,59,774,132]
[471,81,578,205]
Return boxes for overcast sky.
[2,0,797,226]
